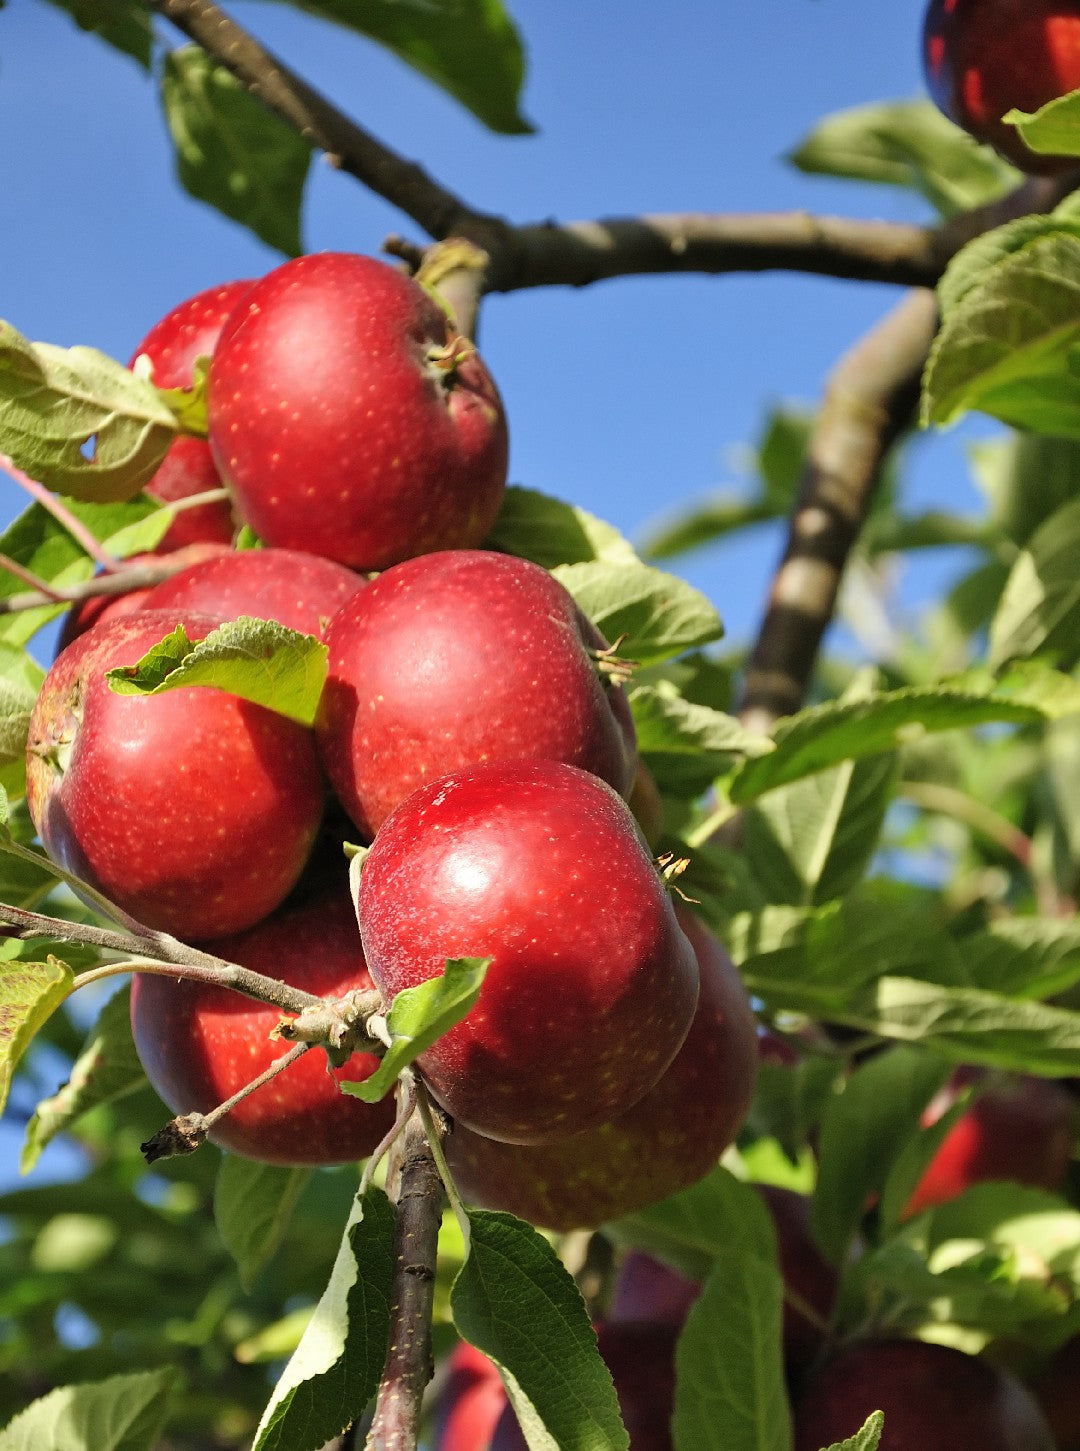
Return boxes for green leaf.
[819,1413,884,1451]
[1007,88,1080,161]
[0,1368,176,1451]
[21,986,146,1174]
[0,957,74,1117]
[0,322,179,501]
[611,1165,759,1282]
[744,754,897,906]
[629,682,772,799]
[670,1177,790,1451]
[214,1157,313,1293]
[936,214,1069,321]
[811,1046,951,1264]
[105,617,329,725]
[283,0,531,135]
[451,1209,628,1451]
[40,0,153,68]
[0,658,42,799]
[552,561,723,666]
[788,97,1018,216]
[485,485,639,568]
[969,430,1080,548]
[951,916,1080,999]
[922,226,1080,436]
[161,48,312,257]
[339,956,489,1103]
[730,665,1080,803]
[253,1185,394,1451]
[989,496,1080,670]
[643,498,778,561]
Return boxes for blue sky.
[0,0,997,1177]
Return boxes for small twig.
[0,553,68,599]
[366,1086,444,1451]
[140,1040,311,1162]
[0,551,219,616]
[0,454,122,570]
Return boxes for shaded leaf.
[161,48,311,257]
[553,561,723,666]
[215,1157,312,1293]
[0,957,74,1116]
[105,617,329,725]
[0,1368,176,1451]
[40,0,152,68]
[452,1208,627,1451]
[0,322,178,501]
[989,495,1080,669]
[820,1414,884,1451]
[611,1165,759,1283]
[253,1186,394,1450]
[339,956,489,1104]
[629,682,772,799]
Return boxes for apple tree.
[2,2,1080,1450]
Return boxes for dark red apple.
[130,882,393,1165]
[755,1184,838,1377]
[130,279,252,550]
[487,1323,679,1451]
[923,0,1080,172]
[441,904,755,1217]
[608,1252,700,1329]
[142,545,365,638]
[792,1339,1054,1450]
[315,549,637,839]
[903,1070,1073,1218]
[207,253,508,570]
[26,609,325,939]
[55,543,231,655]
[1032,1334,1080,1450]
[356,760,700,1145]
[433,1341,509,1451]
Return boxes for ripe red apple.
[754,1184,838,1377]
[486,1323,680,1451]
[903,1070,1073,1218]
[792,1338,1054,1450]
[315,549,637,839]
[142,545,366,638]
[441,904,755,1218]
[55,542,231,655]
[130,881,393,1165]
[26,609,325,939]
[207,252,508,570]
[433,1341,510,1451]
[608,1252,701,1328]
[130,279,252,550]
[356,760,700,1145]
[922,0,1080,173]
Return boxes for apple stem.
[139,1040,311,1163]
[366,1085,444,1451]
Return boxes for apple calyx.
[591,634,638,687]
[423,335,480,388]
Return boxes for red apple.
[315,549,637,839]
[487,1323,679,1451]
[356,760,700,1145]
[608,1252,701,1329]
[903,1070,1073,1218]
[130,279,252,550]
[26,609,325,939]
[207,253,508,570]
[142,545,366,638]
[433,1341,509,1451]
[922,0,1080,173]
[441,904,754,1217]
[130,881,393,1165]
[755,1184,838,1377]
[55,542,231,655]
[793,1338,1054,1450]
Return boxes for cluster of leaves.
[4,8,1080,1451]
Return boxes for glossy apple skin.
[130,883,393,1164]
[315,550,637,839]
[755,1185,838,1377]
[487,1323,679,1451]
[923,0,1080,172]
[903,1070,1073,1218]
[130,279,252,550]
[142,545,365,638]
[207,253,508,570]
[793,1339,1054,1451]
[26,610,325,939]
[357,760,700,1145]
[442,905,754,1219]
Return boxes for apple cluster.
[25,253,759,1213]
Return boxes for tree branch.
[739,287,940,731]
[366,1095,444,1451]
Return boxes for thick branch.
[366,1103,444,1451]
[739,288,940,732]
